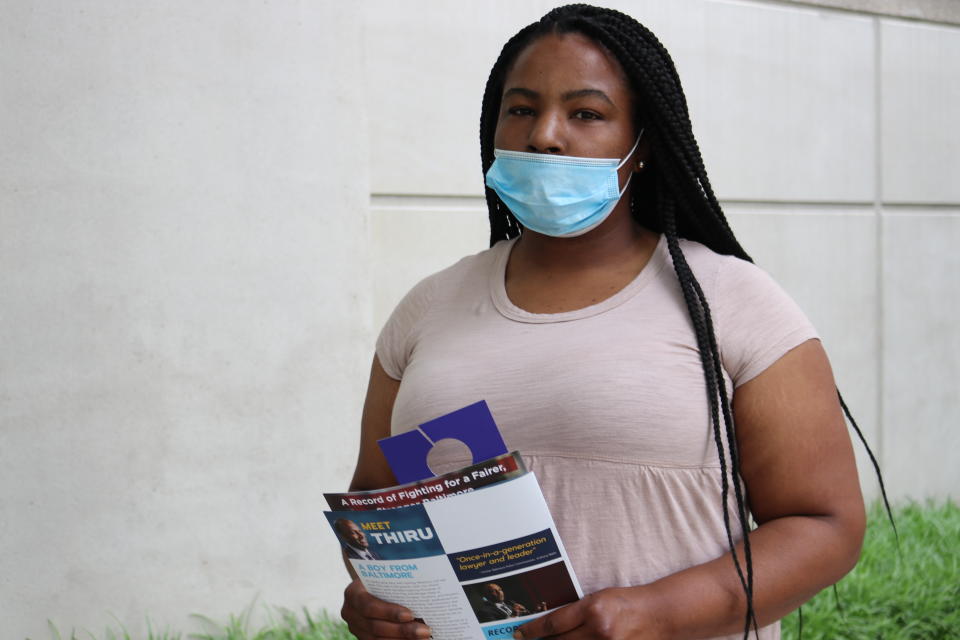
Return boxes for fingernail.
[417,626,433,639]
[513,631,524,640]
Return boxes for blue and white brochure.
[326,471,583,640]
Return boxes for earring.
[637,161,645,170]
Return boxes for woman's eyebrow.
[503,87,539,100]
[503,87,615,106]
[561,88,614,105]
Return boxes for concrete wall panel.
[695,1,875,202]
[371,198,489,330]
[881,210,960,500]
[0,2,370,636]
[881,20,960,203]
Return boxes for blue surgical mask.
[485,131,643,237]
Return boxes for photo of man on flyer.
[475,582,547,622]
[334,518,382,560]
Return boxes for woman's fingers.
[345,581,414,621]
[515,600,584,639]
[342,606,432,640]
[342,580,432,639]
[514,590,646,640]
[343,613,431,640]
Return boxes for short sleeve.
[713,258,819,388]
[375,275,437,380]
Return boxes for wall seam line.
[873,16,886,481]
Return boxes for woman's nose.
[527,113,564,154]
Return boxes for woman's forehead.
[503,32,630,98]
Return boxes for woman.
[341,5,866,639]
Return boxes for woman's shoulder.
[675,237,774,300]
[675,238,818,387]
[677,236,749,273]
[375,240,512,380]
[380,239,512,335]
[401,238,513,305]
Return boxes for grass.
[43,608,350,640]
[42,501,958,640]
[189,607,354,640]
[46,616,183,640]
[782,500,960,640]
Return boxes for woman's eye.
[507,106,534,116]
[574,110,602,121]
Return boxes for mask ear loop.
[616,128,645,170]
[615,128,645,196]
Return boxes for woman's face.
[494,32,640,181]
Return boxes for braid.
[479,5,892,639]
[660,166,758,637]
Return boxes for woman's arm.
[339,355,432,640]
[516,339,866,640]
[348,355,402,494]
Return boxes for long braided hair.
[479,5,893,638]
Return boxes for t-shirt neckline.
[489,233,669,324]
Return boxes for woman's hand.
[514,587,668,640]
[341,579,432,640]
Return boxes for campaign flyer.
[326,472,582,640]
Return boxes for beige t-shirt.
[377,234,817,640]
